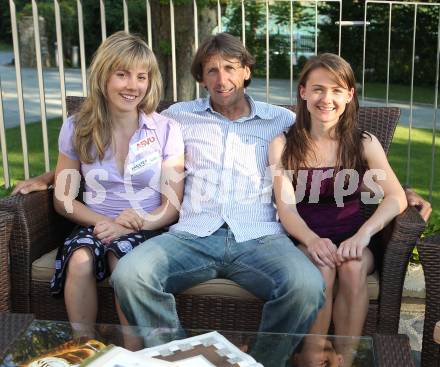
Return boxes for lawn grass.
[0,119,438,235]
[364,82,440,105]
[388,125,440,236]
[0,117,62,197]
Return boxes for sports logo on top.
[131,135,159,154]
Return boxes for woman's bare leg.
[308,265,336,334]
[333,248,374,366]
[64,247,97,337]
[298,244,336,335]
[297,245,337,364]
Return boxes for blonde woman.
[51,31,184,333]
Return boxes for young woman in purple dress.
[269,53,407,364]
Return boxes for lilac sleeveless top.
[295,167,365,245]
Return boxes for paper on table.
[80,345,176,367]
[173,355,216,367]
[137,331,263,367]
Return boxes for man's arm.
[361,182,432,223]
[11,171,55,195]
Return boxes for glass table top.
[0,319,375,367]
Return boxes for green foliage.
[13,0,151,67]
[225,1,313,79]
[413,210,440,263]
[159,40,172,57]
[0,0,28,45]
[319,2,440,87]
[270,47,291,78]
[161,0,220,6]
[20,1,77,66]
[0,1,11,45]
[424,211,440,238]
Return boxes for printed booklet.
[21,338,106,367]
[137,331,263,367]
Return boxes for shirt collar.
[138,110,157,130]
[192,94,273,121]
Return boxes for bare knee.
[337,260,368,291]
[66,248,94,279]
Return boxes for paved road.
[0,52,83,128]
[1,50,439,130]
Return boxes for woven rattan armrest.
[0,190,74,313]
[417,233,440,367]
[373,206,425,334]
[0,212,14,312]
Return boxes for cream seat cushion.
[32,249,380,300]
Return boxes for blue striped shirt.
[162,95,295,242]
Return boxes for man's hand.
[114,208,144,231]
[305,237,340,268]
[11,171,55,195]
[404,188,432,222]
[93,220,133,244]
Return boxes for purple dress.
[295,167,365,245]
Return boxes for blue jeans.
[112,228,325,352]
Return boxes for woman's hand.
[93,220,133,244]
[114,209,144,231]
[305,237,340,268]
[337,231,371,262]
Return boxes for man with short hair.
[111,32,325,355]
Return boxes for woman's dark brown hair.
[282,53,369,184]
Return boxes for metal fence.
[0,0,438,203]
[363,1,440,202]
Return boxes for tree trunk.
[151,2,218,101]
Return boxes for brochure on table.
[22,338,107,367]
[81,345,175,367]
[137,331,263,367]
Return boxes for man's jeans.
[112,228,325,346]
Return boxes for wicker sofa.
[0,97,425,335]
[0,212,13,313]
[418,234,440,367]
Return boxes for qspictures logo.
[54,166,386,219]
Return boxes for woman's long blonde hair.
[74,31,162,163]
